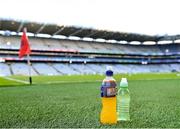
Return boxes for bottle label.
[101,81,117,97]
[107,87,116,97]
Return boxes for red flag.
[19,28,31,58]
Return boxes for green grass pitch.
[0,73,180,128]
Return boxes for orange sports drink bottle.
[100,66,117,124]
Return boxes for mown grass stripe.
[1,76,29,84]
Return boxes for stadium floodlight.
[82,37,93,42]
[129,41,141,45]
[52,35,67,39]
[157,40,173,44]
[26,33,35,37]
[36,34,51,38]
[143,41,156,45]
[68,36,80,41]
[174,39,180,43]
[18,32,23,36]
[0,31,4,35]
[106,40,117,43]
[95,38,106,43]
[17,31,35,37]
[118,41,128,44]
[10,31,18,36]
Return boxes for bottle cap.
[106,66,113,76]
[120,78,128,87]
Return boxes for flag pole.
[27,54,32,85]
[24,27,32,85]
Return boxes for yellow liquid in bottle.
[100,96,117,124]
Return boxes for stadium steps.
[31,63,40,75]
[49,63,63,75]
[8,63,14,75]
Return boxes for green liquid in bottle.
[117,78,130,121]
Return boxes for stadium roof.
[0,19,180,43]
[0,19,159,42]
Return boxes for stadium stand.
[52,63,79,75]
[1,62,179,76]
[0,35,169,55]
[32,63,59,75]
[0,19,180,76]
[0,63,11,76]
[10,63,37,76]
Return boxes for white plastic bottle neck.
[105,76,114,80]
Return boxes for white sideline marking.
[37,80,102,84]
[2,76,29,84]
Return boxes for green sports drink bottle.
[117,78,130,121]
